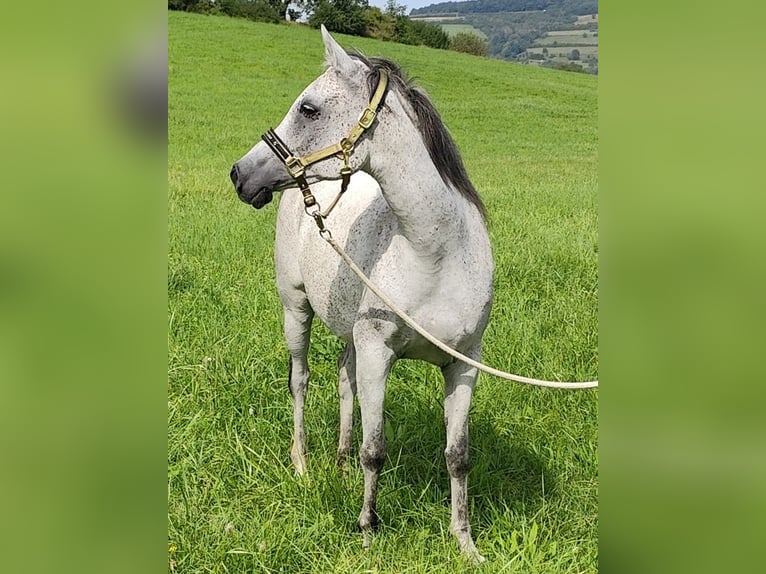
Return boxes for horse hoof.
[455,533,485,565]
[290,451,307,476]
[469,551,486,565]
[458,547,485,566]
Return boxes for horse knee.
[360,438,385,471]
[445,440,468,477]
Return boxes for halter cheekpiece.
[261,69,389,229]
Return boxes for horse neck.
[368,94,470,254]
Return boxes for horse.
[229,27,493,563]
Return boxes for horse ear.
[321,25,356,76]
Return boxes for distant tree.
[309,0,369,36]
[169,0,213,11]
[569,48,580,60]
[362,4,449,47]
[217,0,284,22]
[384,0,406,17]
[365,7,397,40]
[542,47,548,56]
[393,17,450,48]
[409,19,451,49]
[449,32,488,56]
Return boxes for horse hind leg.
[284,303,313,475]
[442,352,485,564]
[337,343,357,468]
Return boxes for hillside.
[410,0,598,72]
[410,0,597,15]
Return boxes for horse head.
[230,26,380,209]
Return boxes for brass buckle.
[285,156,305,179]
[358,107,376,130]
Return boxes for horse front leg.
[442,352,485,564]
[353,337,395,546]
[337,343,357,467]
[284,304,313,475]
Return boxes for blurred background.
[0,2,166,573]
[600,2,766,572]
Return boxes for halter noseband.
[261,69,389,227]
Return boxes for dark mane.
[349,52,487,221]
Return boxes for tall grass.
[169,11,597,573]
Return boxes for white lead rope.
[320,230,598,389]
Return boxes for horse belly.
[368,232,494,362]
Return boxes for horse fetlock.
[336,446,353,470]
[358,507,380,532]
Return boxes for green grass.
[536,35,598,46]
[441,24,488,40]
[169,11,597,573]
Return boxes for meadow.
[440,23,488,39]
[169,11,597,573]
[574,14,598,25]
[537,33,598,46]
[527,46,599,58]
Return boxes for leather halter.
[261,69,389,226]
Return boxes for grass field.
[536,34,598,47]
[169,11,597,573]
[527,46,599,58]
[546,30,596,37]
[441,24,488,39]
[575,14,598,25]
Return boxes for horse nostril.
[230,164,240,187]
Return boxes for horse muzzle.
[229,158,281,209]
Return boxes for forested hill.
[411,0,598,16]
[410,0,598,73]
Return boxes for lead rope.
[316,226,598,389]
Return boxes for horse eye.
[299,103,319,119]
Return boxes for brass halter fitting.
[284,156,306,180]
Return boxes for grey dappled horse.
[230,27,493,563]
